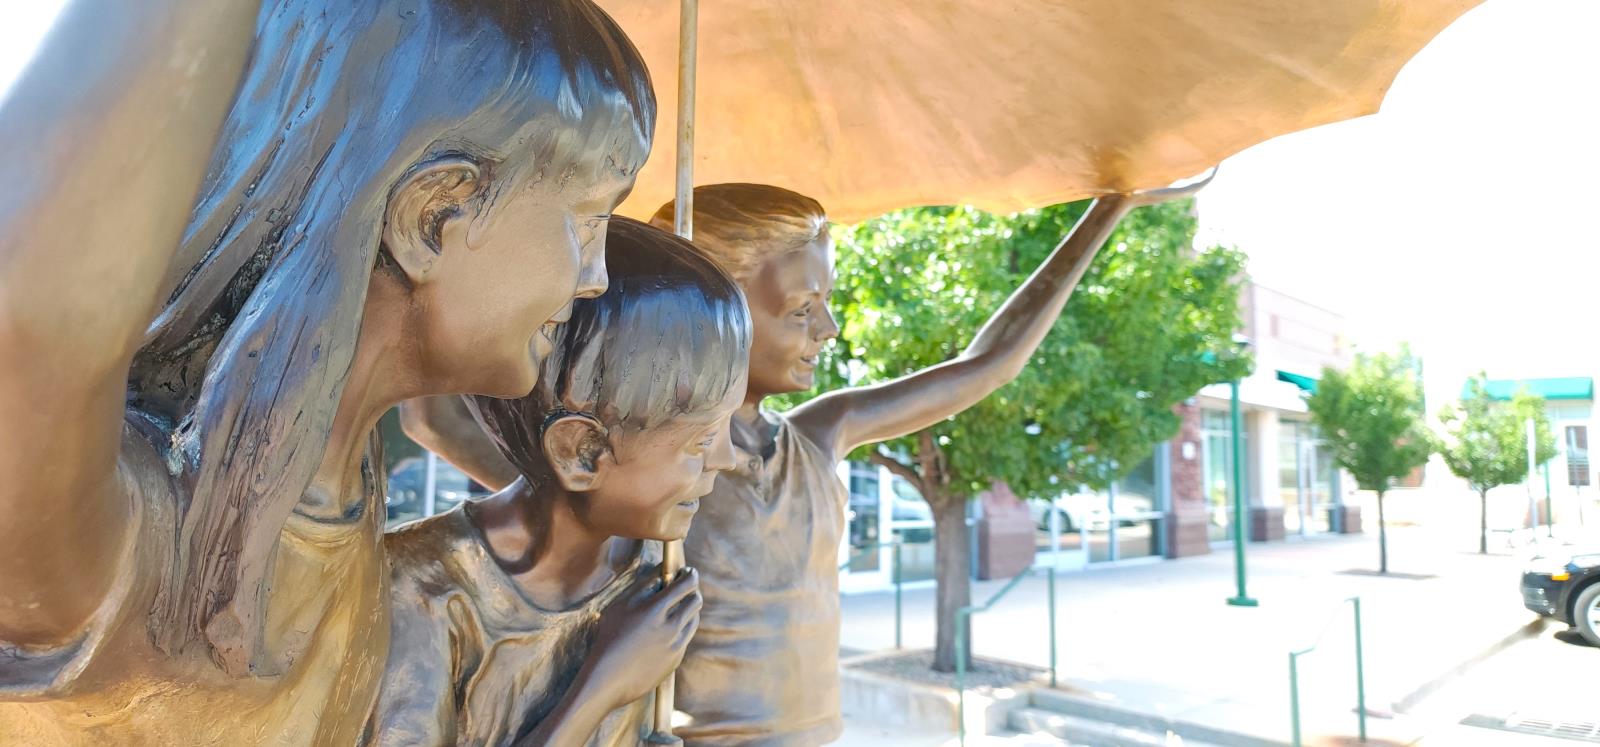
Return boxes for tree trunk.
[929,487,972,674]
[1478,488,1489,555]
[1376,490,1389,574]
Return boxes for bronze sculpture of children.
[371,219,750,747]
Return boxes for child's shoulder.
[384,506,481,595]
[384,505,473,553]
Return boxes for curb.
[1022,688,1286,747]
[1390,616,1548,714]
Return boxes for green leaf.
[773,198,1250,499]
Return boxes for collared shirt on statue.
[675,410,848,746]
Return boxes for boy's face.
[742,236,839,401]
[581,375,747,541]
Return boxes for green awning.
[1276,370,1318,393]
[1469,377,1594,402]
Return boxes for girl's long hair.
[127,0,654,674]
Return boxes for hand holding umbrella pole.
[646,540,687,744]
[648,0,697,743]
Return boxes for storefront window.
[1033,492,1088,566]
[1567,426,1590,487]
[1111,455,1162,560]
[1116,455,1158,514]
[1279,422,1302,534]
[845,464,881,573]
[384,454,490,528]
[1087,524,1112,562]
[888,475,935,582]
[1308,439,1336,533]
[1201,409,1241,542]
[838,461,939,585]
[1115,518,1159,560]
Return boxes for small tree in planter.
[1306,347,1432,574]
[1438,374,1529,554]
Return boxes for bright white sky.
[0,3,65,99]
[4,0,1593,409]
[1197,0,1600,407]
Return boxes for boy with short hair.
[369,219,751,747]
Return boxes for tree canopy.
[1438,374,1554,495]
[1306,347,1433,494]
[778,198,1250,501]
[1511,388,1561,469]
[1438,373,1558,552]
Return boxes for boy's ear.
[381,156,483,285]
[541,414,611,493]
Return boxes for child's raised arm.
[0,0,257,648]
[788,173,1215,460]
[399,396,521,490]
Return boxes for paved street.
[836,520,1591,744]
[1410,623,1600,745]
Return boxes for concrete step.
[1025,689,1285,747]
[1007,706,1227,747]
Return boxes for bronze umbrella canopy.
[597,1,1482,741]
[602,0,1481,224]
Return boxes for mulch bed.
[844,649,1050,690]
[1337,569,1438,580]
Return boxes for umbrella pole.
[671,0,697,242]
[649,0,695,744]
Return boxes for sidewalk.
[837,524,1564,744]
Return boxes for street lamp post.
[1226,376,1258,607]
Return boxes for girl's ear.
[380,156,483,285]
[541,414,610,492]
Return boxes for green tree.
[1438,375,1529,554]
[1438,377,1559,553]
[778,198,1248,671]
[1306,347,1432,574]
[1511,387,1560,530]
[1510,388,1561,477]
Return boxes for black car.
[1521,547,1600,646]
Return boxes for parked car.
[845,475,935,545]
[385,456,492,525]
[1028,490,1154,533]
[1520,546,1600,646]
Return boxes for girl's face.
[581,375,747,541]
[741,235,840,401]
[415,167,636,399]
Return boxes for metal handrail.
[1288,596,1367,746]
[839,539,918,649]
[954,566,1059,746]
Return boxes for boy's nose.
[707,426,738,473]
[813,305,840,342]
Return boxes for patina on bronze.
[370,219,748,746]
[0,1,653,743]
[648,181,1211,745]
